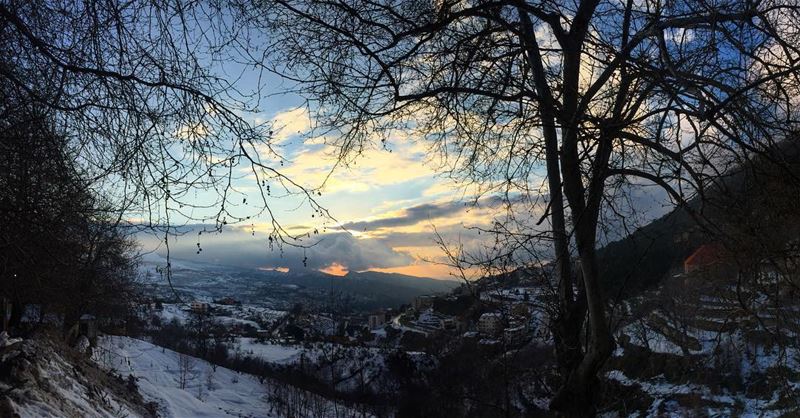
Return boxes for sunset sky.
[136,67,669,280]
[136,74,514,280]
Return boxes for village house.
[503,325,529,346]
[256,329,271,342]
[190,301,210,313]
[683,243,739,280]
[440,317,459,331]
[478,312,504,336]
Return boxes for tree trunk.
[516,6,588,386]
[550,207,614,416]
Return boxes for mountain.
[140,254,458,311]
[333,270,458,307]
[599,140,800,298]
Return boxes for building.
[440,317,458,330]
[415,310,446,332]
[190,301,210,313]
[684,243,724,274]
[256,329,271,341]
[478,312,504,336]
[684,243,738,279]
[383,308,394,322]
[368,311,386,329]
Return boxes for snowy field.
[94,335,279,418]
[235,338,305,364]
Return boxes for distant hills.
[334,270,458,306]
[139,254,458,311]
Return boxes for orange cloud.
[319,262,349,276]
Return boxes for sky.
[135,35,673,281]
[136,71,514,280]
[138,86,671,280]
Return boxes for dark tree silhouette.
[0,0,327,243]
[0,102,139,334]
[0,0,335,308]
[244,0,800,414]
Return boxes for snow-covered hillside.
[606,284,800,416]
[0,334,154,418]
[94,335,278,418]
[93,336,369,418]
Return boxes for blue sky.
[135,66,509,279]
[135,45,673,280]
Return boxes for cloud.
[278,137,439,193]
[319,262,349,276]
[271,107,313,144]
[340,196,506,232]
[141,227,414,273]
[341,201,467,231]
[175,122,211,141]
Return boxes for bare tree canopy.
[245,0,800,414]
[0,0,326,242]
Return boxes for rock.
[75,336,90,354]
[0,331,22,348]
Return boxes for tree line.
[0,99,139,335]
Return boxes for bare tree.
[244,0,800,415]
[177,352,197,390]
[0,101,143,334]
[0,0,329,249]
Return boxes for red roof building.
[684,243,725,274]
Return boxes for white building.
[478,312,503,336]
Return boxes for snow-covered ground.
[607,370,786,417]
[94,335,278,418]
[235,338,305,364]
[154,302,286,329]
[2,336,150,418]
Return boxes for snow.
[158,304,191,324]
[94,335,278,418]
[214,316,260,329]
[235,338,305,364]
[621,323,685,355]
[0,331,22,348]
[3,337,143,418]
[607,370,787,417]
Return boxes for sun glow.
[319,262,349,276]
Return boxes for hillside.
[0,331,372,418]
[599,141,800,297]
[0,333,155,418]
[142,254,457,311]
[93,335,279,417]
